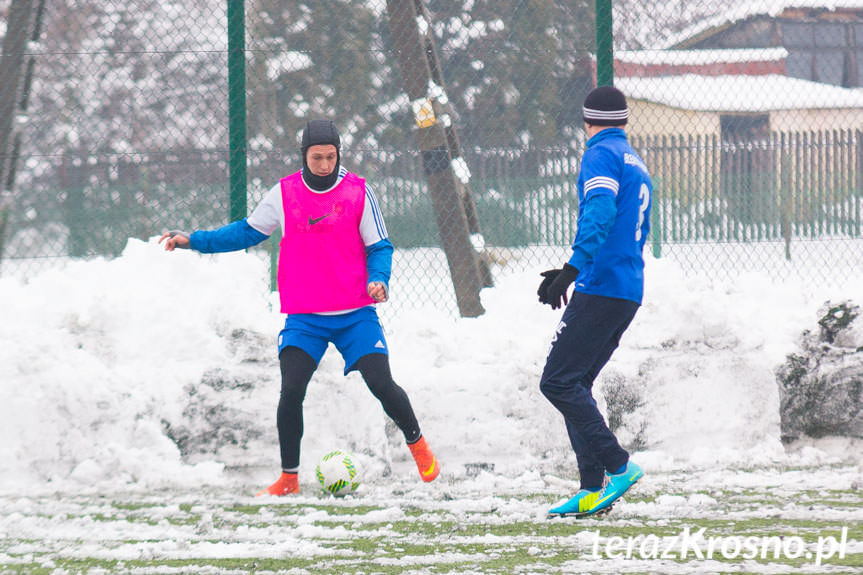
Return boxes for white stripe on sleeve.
[360,184,388,246]
[584,176,619,195]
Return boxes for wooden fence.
[632,130,863,248]
[369,129,863,249]
[13,128,863,261]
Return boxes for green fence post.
[781,147,792,260]
[595,0,613,87]
[651,188,662,259]
[227,0,247,222]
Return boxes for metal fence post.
[780,133,793,260]
[595,0,613,87]
[227,0,247,222]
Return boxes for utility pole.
[410,0,492,288]
[0,0,42,269]
[386,0,487,317]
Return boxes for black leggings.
[277,346,421,469]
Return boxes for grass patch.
[1,476,860,574]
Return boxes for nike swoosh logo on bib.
[308,214,330,225]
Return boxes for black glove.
[540,264,579,309]
[537,268,561,304]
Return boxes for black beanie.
[582,85,629,126]
[301,119,341,156]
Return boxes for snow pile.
[1,237,860,494]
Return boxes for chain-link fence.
[2,0,862,317]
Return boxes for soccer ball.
[315,450,360,496]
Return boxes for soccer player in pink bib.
[160,119,440,495]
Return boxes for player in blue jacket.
[537,86,652,517]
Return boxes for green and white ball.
[315,450,359,496]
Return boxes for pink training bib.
[277,171,375,314]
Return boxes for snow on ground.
[0,237,861,572]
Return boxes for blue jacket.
[568,128,652,304]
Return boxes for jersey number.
[635,183,650,242]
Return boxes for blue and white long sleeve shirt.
[189,166,393,288]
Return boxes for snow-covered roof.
[618,74,863,112]
[662,0,863,49]
[616,48,788,66]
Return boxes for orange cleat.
[408,436,440,482]
[256,472,299,496]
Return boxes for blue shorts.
[277,306,389,374]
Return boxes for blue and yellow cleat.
[588,461,644,514]
[547,488,604,518]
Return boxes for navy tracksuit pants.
[540,291,639,490]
